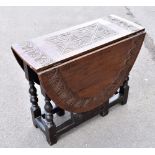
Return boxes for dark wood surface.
[38,32,145,113]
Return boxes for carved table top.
[11,15,144,72]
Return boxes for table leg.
[44,95,57,145]
[119,76,129,105]
[100,100,109,117]
[29,80,41,128]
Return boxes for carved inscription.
[107,16,139,32]
[19,41,54,67]
[46,22,118,54]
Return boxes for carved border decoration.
[19,41,54,68]
[107,16,139,32]
[45,22,118,55]
[45,38,139,112]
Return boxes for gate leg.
[29,81,41,128]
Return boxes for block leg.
[119,76,129,105]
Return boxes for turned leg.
[119,77,129,105]
[29,81,41,128]
[44,95,57,145]
[100,100,109,117]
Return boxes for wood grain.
[38,32,145,113]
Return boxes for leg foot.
[100,109,109,117]
[100,101,109,117]
[56,107,65,117]
[119,77,129,105]
[45,124,57,145]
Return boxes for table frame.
[24,63,129,145]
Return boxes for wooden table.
[11,15,145,145]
